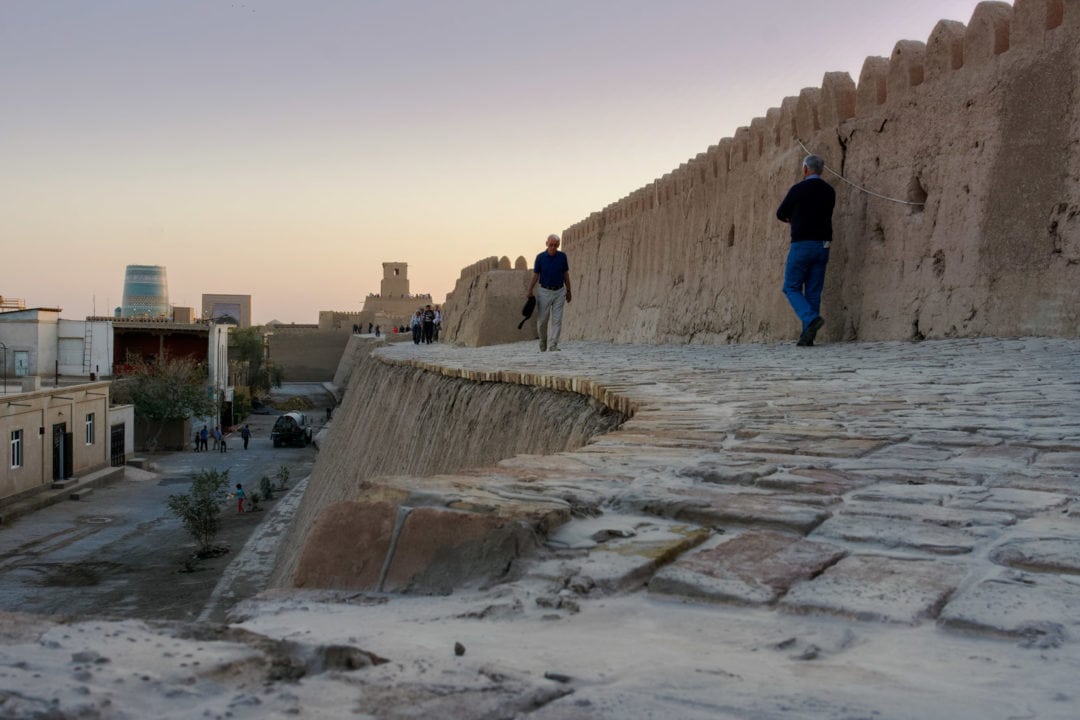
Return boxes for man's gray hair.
[803,155,825,174]
[547,234,560,243]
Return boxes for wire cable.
[797,139,925,206]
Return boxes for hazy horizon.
[2,0,986,323]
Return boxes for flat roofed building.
[202,294,252,328]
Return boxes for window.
[86,413,95,445]
[10,430,22,469]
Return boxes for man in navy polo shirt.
[527,233,572,351]
[776,154,836,347]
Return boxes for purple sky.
[1,0,986,322]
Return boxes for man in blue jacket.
[776,154,836,346]
[527,234,572,351]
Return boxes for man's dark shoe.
[799,317,824,346]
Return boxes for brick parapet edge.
[372,353,639,418]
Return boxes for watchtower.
[381,262,410,298]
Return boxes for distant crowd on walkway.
[351,305,443,345]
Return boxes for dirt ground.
[0,384,332,623]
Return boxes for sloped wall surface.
[557,0,1079,344]
[270,354,626,588]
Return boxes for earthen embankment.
[270,351,627,589]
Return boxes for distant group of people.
[410,304,442,344]
[193,424,228,452]
[352,323,381,336]
[193,423,254,451]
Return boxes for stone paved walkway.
[378,337,1080,642]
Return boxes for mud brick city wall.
[551,0,1079,345]
[268,328,351,382]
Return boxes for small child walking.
[235,483,245,513]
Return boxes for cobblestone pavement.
[379,337,1080,642]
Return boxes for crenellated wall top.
[561,0,1073,243]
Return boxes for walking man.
[527,233,572,351]
[241,424,252,450]
[776,154,835,346]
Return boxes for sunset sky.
[1,0,986,323]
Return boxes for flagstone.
[779,555,966,624]
[650,530,845,605]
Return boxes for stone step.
[51,478,77,489]
[70,488,93,501]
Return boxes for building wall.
[57,319,114,378]
[536,1,1079,345]
[109,404,135,464]
[0,382,111,502]
[0,309,60,378]
[268,328,350,382]
[201,294,252,328]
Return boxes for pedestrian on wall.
[411,310,423,344]
[212,425,221,451]
[776,154,835,347]
[527,233,572,351]
[241,424,252,450]
[433,305,442,341]
[422,305,436,344]
[235,484,245,513]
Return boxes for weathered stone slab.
[676,461,778,486]
[779,555,966,624]
[838,499,1016,528]
[851,482,963,505]
[948,487,1070,517]
[950,444,1039,468]
[908,430,1003,447]
[939,573,1080,642]
[731,434,888,458]
[990,538,1080,574]
[622,489,830,534]
[755,467,875,496]
[650,530,846,605]
[292,501,396,590]
[383,507,539,594]
[860,443,957,464]
[989,470,1080,495]
[811,515,989,555]
[543,518,711,593]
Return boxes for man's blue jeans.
[783,241,830,330]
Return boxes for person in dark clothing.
[241,424,251,450]
[421,305,436,344]
[776,154,836,347]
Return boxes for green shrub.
[167,469,230,555]
[259,475,275,500]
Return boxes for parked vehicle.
[271,412,312,448]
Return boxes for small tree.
[275,465,291,491]
[167,469,230,555]
[232,327,285,398]
[259,475,275,501]
[112,351,216,453]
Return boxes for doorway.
[52,422,72,481]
